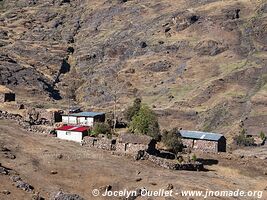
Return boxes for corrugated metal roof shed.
[63,111,105,117]
[179,130,224,141]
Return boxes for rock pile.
[147,154,204,171]
[53,191,85,200]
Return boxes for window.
[66,131,71,136]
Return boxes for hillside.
[0,0,267,140]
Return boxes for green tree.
[161,128,183,156]
[129,104,160,140]
[124,98,142,122]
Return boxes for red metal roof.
[56,126,90,132]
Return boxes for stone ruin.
[83,136,116,151]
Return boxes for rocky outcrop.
[194,40,228,56]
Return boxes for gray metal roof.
[64,111,105,117]
[179,130,224,141]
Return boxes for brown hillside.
[0,0,266,139]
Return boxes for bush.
[91,123,111,137]
[259,131,266,140]
[129,104,160,140]
[124,98,142,122]
[233,129,254,146]
[191,154,197,162]
[177,156,184,163]
[161,128,183,156]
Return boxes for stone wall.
[83,136,116,151]
[182,139,218,152]
[147,154,204,171]
[194,140,217,152]
[0,94,5,102]
[182,139,194,149]
[0,110,51,134]
[116,142,149,155]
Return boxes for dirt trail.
[0,120,266,200]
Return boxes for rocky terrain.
[0,0,267,139]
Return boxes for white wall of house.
[56,130,83,142]
[62,116,77,124]
[85,117,94,126]
[62,116,94,126]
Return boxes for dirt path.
[0,120,266,200]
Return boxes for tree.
[124,98,142,122]
[161,128,183,156]
[103,71,127,132]
[129,104,160,140]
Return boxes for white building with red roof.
[56,125,90,143]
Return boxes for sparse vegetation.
[191,154,197,162]
[259,131,266,141]
[233,129,255,146]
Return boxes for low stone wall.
[0,110,50,134]
[83,136,116,151]
[147,154,204,171]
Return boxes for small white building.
[62,112,105,126]
[55,125,90,143]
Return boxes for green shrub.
[177,156,184,163]
[233,129,255,146]
[92,123,111,136]
[259,131,266,140]
[191,154,197,162]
